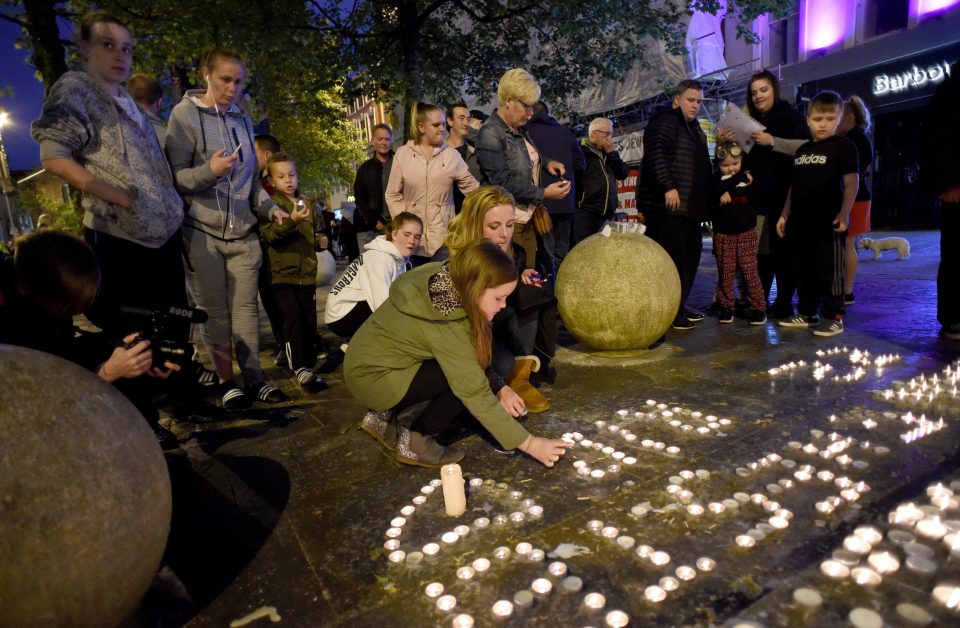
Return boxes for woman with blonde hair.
[385,102,478,264]
[837,95,874,305]
[475,68,572,267]
[442,186,558,412]
[345,239,571,468]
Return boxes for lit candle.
[650,551,671,566]
[616,535,635,549]
[848,608,883,628]
[425,582,444,598]
[820,560,850,579]
[388,550,405,563]
[509,512,526,524]
[472,557,491,574]
[548,561,568,577]
[561,576,583,593]
[676,565,696,581]
[384,539,399,552]
[853,527,883,545]
[456,566,476,580]
[528,549,545,562]
[493,546,511,560]
[867,551,899,574]
[528,505,544,518]
[735,535,756,548]
[423,542,440,556]
[452,614,474,628]
[932,584,960,610]
[583,592,606,610]
[696,557,716,571]
[792,588,822,608]
[515,542,532,555]
[605,610,630,628]
[659,576,679,591]
[474,517,490,529]
[437,594,457,611]
[491,600,513,618]
[636,545,654,559]
[687,504,705,516]
[531,577,552,595]
[916,517,948,540]
[441,531,459,545]
[644,585,666,602]
[843,536,872,555]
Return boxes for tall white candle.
[441,464,466,517]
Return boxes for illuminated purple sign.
[801,0,855,53]
[911,0,960,19]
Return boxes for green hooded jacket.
[260,193,319,286]
[344,262,529,450]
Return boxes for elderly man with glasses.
[572,118,630,245]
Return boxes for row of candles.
[382,477,544,564]
[882,361,960,403]
[767,347,900,381]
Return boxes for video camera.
[120,305,208,369]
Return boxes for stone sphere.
[556,230,680,350]
[0,345,172,627]
[316,249,338,287]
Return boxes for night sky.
[1,18,47,173]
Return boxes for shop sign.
[872,61,953,97]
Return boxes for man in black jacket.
[636,79,712,331]
[573,117,630,245]
[353,124,394,252]
[527,102,586,277]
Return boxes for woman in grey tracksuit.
[165,47,286,409]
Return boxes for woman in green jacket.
[344,239,572,468]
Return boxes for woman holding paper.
[719,70,809,319]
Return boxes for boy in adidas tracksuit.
[776,90,858,337]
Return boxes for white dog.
[859,236,910,260]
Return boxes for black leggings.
[395,360,468,436]
[326,301,373,338]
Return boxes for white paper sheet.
[717,106,766,154]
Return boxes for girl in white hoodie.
[325,213,424,337]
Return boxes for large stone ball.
[556,230,680,351]
[0,345,171,627]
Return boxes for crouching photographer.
[0,230,186,448]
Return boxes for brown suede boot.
[359,409,398,451]
[506,355,550,413]
[394,427,465,468]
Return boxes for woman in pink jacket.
[386,102,479,263]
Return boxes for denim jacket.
[475,111,546,207]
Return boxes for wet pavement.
[143,230,959,627]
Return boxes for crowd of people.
[1,10,957,467]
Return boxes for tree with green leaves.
[310,0,796,126]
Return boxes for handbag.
[532,204,553,235]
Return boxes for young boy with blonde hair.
[262,152,327,391]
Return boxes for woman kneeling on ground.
[437,186,557,413]
[324,212,423,338]
[345,240,571,468]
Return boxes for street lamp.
[0,109,19,240]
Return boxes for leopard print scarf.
[428,263,461,316]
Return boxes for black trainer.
[844,293,855,305]
[671,314,696,330]
[747,309,768,326]
[718,309,734,324]
[683,307,704,322]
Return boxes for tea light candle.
[895,603,933,625]
[528,505,544,518]
[388,550,406,563]
[591,469,606,479]
[474,517,490,530]
[493,546,511,560]
[468,477,483,488]
[421,485,435,495]
[515,541,532,555]
[817,470,835,481]
[442,531,459,545]
[723,498,740,510]
[843,535,872,555]
[400,505,416,516]
[916,517,948,540]
[423,542,440,556]
[384,539,399,552]
[454,525,470,537]
[867,551,899,574]
[636,545,654,559]
[905,553,936,575]
[587,520,604,532]
[903,541,935,558]
[848,608,883,628]
[659,576,679,591]
[644,585,666,602]
[452,613,474,628]
[573,460,587,469]
[792,588,822,608]
[456,566,476,580]
[529,577,552,596]
[548,561,568,577]
[650,551,671,565]
[386,527,402,539]
[733,492,750,503]
[605,610,630,628]
[562,576,583,593]
[769,516,789,530]
[820,560,850,579]
[666,446,681,455]
[676,565,696,581]
[471,557,491,574]
[932,584,960,609]
[696,557,716,571]
[623,456,637,465]
[616,535,635,549]
[512,590,533,609]
[509,512,526,524]
[687,504,705,516]
[528,549,545,562]
[888,529,915,545]
[854,527,883,545]
[583,592,606,610]
[437,594,457,611]
[851,566,882,586]
[491,600,513,618]
[493,514,508,526]
[425,582,445,598]
[735,535,756,548]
